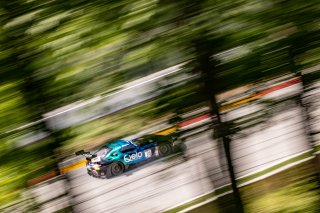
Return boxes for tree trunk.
[289,47,320,179]
[194,37,244,213]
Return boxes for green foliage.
[0,138,56,206]
[155,82,206,114]
[1,0,320,207]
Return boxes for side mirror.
[75,150,85,156]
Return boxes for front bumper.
[87,169,107,178]
[86,163,107,178]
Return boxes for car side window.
[120,145,136,153]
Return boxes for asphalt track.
[65,85,312,212]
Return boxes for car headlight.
[93,164,100,170]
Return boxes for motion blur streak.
[1,0,320,212]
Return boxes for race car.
[75,134,185,178]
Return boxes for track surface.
[67,99,310,212]
[34,78,320,213]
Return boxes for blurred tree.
[150,0,320,210]
[1,0,320,207]
[192,34,245,213]
[150,0,247,211]
[0,0,92,206]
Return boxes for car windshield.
[132,138,146,146]
[95,147,112,158]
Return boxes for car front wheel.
[106,162,125,177]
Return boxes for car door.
[120,144,145,165]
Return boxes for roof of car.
[106,139,131,149]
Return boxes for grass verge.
[167,158,320,213]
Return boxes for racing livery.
[75,134,185,178]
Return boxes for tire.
[106,162,125,177]
[159,144,173,156]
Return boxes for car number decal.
[144,149,152,158]
[154,146,159,156]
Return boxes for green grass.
[245,179,319,212]
[237,151,313,185]
[167,160,320,213]
[189,175,320,213]
[249,164,319,212]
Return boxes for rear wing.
[75,150,96,159]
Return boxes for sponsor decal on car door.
[124,152,144,163]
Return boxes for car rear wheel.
[107,162,125,177]
[159,144,173,156]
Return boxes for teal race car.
[75,134,185,178]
